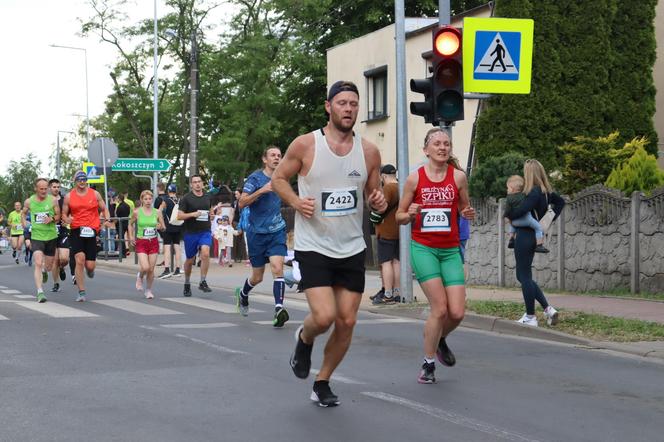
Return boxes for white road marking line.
[92,299,184,316]
[362,392,540,442]
[0,265,19,270]
[250,294,310,311]
[1,289,21,294]
[160,322,237,329]
[11,301,98,318]
[14,295,34,299]
[173,333,248,355]
[311,369,365,385]
[0,285,7,288]
[164,297,264,314]
[0,314,8,320]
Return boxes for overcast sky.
[0,0,232,177]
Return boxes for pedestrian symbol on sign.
[473,31,521,80]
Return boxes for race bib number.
[321,187,358,217]
[421,208,452,232]
[35,212,49,224]
[143,227,157,238]
[13,224,23,232]
[80,226,95,238]
[56,224,60,234]
[196,210,209,222]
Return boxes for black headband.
[327,81,359,101]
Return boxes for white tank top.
[295,129,367,258]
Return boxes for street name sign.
[463,17,534,94]
[112,158,172,172]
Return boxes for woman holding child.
[505,159,565,327]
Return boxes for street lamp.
[49,44,90,150]
[152,0,159,194]
[56,130,75,180]
[164,28,199,178]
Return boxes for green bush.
[605,146,664,196]
[469,151,527,198]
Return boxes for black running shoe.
[290,325,313,379]
[12,250,16,258]
[311,381,340,407]
[436,337,456,367]
[273,307,289,328]
[51,283,60,293]
[183,283,192,297]
[157,269,171,279]
[172,268,181,277]
[198,280,212,293]
[417,361,436,384]
[59,268,66,281]
[370,287,385,301]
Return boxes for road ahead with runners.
[1,253,663,442]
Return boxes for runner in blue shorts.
[235,146,289,328]
[177,175,214,296]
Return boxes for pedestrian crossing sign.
[83,161,105,184]
[463,17,534,94]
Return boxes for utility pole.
[189,31,199,177]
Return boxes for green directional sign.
[112,158,171,172]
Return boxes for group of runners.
[3,80,476,407]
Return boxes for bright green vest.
[8,211,23,235]
[30,195,57,241]
[136,207,158,239]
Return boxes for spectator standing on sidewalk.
[115,194,131,257]
[372,164,401,305]
[158,184,183,278]
[505,159,565,327]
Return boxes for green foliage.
[468,151,527,198]
[605,146,664,196]
[559,132,652,195]
[0,154,42,208]
[474,0,658,171]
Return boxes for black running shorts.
[161,231,182,245]
[70,228,98,261]
[31,239,57,257]
[294,250,366,294]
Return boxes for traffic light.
[431,26,464,125]
[409,78,434,124]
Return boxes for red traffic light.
[433,27,461,57]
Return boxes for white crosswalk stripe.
[1,289,21,294]
[14,295,34,299]
[164,297,265,314]
[10,301,98,318]
[160,322,236,329]
[0,313,8,320]
[250,294,310,311]
[92,299,184,316]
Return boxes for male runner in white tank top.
[272,80,387,407]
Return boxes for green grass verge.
[466,300,664,342]
[467,285,664,302]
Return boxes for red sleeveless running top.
[411,164,460,249]
[69,188,100,231]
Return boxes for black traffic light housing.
[431,26,464,125]
[409,78,434,124]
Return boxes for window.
[364,66,388,121]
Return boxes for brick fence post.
[557,206,565,291]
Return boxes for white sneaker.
[544,306,559,326]
[516,313,538,327]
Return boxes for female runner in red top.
[396,128,475,384]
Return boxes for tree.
[0,154,42,208]
[47,137,87,189]
[468,151,527,198]
[605,146,664,196]
[474,0,658,170]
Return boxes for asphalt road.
[1,253,663,442]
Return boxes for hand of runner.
[261,182,273,194]
[407,203,421,221]
[368,188,387,213]
[460,206,476,220]
[296,197,315,218]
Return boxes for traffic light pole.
[394,0,414,303]
[439,0,450,25]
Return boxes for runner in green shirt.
[22,178,60,302]
[8,201,24,264]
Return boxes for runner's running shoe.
[234,287,249,316]
[290,325,313,379]
[183,283,192,297]
[273,307,289,328]
[436,337,456,367]
[198,280,212,293]
[417,361,436,384]
[76,291,87,302]
[311,381,340,407]
[36,292,47,303]
[86,269,95,279]
[51,283,60,293]
[59,268,66,281]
